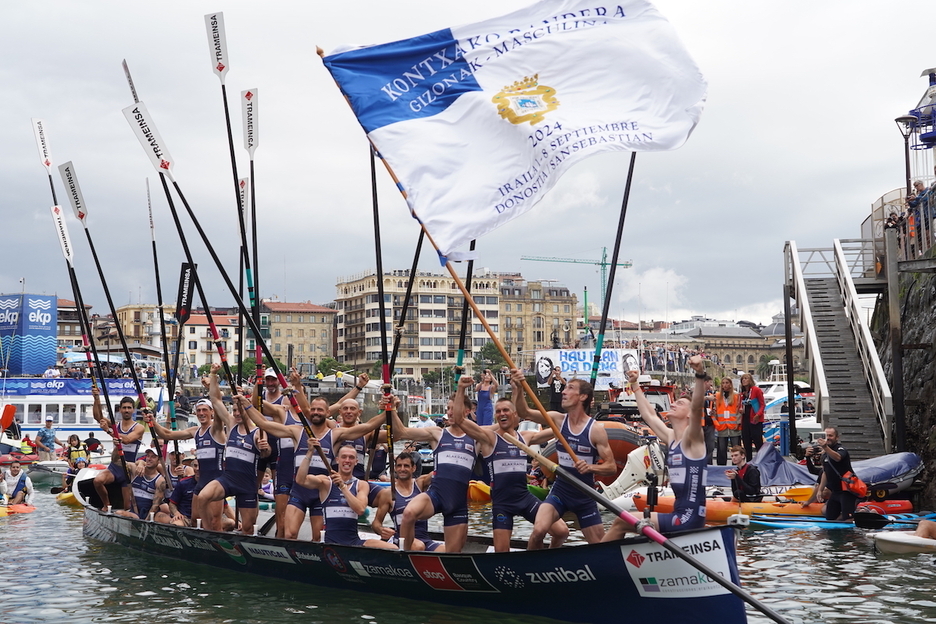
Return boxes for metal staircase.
[785,239,892,459]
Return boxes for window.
[275,329,281,337]
[275,343,281,352]
[420,351,433,359]
[564,305,571,313]
[484,310,498,318]
[486,297,497,305]
[473,324,484,332]
[516,304,523,312]
[533,303,543,312]
[286,329,293,338]
[286,315,292,322]
[297,316,303,323]
[531,289,542,299]
[434,295,445,304]
[274,315,281,322]
[420,295,432,304]
[533,331,544,342]
[505,303,512,312]
[473,338,486,346]
[533,317,544,328]
[189,326,196,334]
[298,329,304,338]
[421,338,432,345]
[434,337,445,346]
[553,305,559,313]
[188,341,197,350]
[552,318,560,326]
[321,330,327,339]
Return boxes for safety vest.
[20,440,32,454]
[714,392,741,432]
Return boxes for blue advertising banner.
[0,377,139,397]
[0,294,57,375]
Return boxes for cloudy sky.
[3,1,933,328]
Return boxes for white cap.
[264,368,277,378]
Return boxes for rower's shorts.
[657,505,706,533]
[492,494,541,531]
[543,492,602,529]
[215,472,258,509]
[106,462,130,488]
[426,481,468,527]
[287,482,324,517]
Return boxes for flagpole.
[369,147,395,497]
[589,152,637,387]
[454,240,477,383]
[204,12,253,382]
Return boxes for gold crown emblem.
[491,74,559,126]
[502,75,540,93]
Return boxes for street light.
[895,115,917,196]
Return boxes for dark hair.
[119,397,135,407]
[396,451,417,466]
[569,379,594,413]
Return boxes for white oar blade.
[58,161,89,227]
[205,12,229,83]
[31,118,53,172]
[123,102,175,180]
[238,177,249,217]
[241,88,258,156]
[50,205,75,266]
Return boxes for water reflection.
[3,494,936,624]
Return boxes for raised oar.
[32,118,132,513]
[503,433,793,624]
[453,239,477,383]
[854,512,936,530]
[240,88,262,380]
[145,179,179,459]
[58,161,172,488]
[204,12,252,377]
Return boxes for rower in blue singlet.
[92,394,146,511]
[116,448,166,520]
[296,443,397,549]
[370,451,444,552]
[603,358,710,541]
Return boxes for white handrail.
[785,241,830,420]
[833,239,893,452]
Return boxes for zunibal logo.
[28,299,52,326]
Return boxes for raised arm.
[327,373,369,416]
[510,368,562,428]
[239,395,299,440]
[450,376,495,449]
[685,355,706,444]
[627,370,672,445]
[208,363,233,433]
[387,398,437,443]
[143,413,194,441]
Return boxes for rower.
[603,357,709,540]
[370,451,443,551]
[115,448,168,520]
[1,460,32,505]
[197,392,269,534]
[91,388,144,511]
[244,389,384,540]
[512,370,616,547]
[295,443,396,549]
[335,397,386,482]
[448,375,569,552]
[145,364,227,529]
[256,368,283,498]
[387,392,478,553]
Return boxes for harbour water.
[4,492,936,624]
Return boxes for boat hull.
[873,531,936,555]
[81,507,747,624]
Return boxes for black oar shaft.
[454,239,477,383]
[590,152,636,386]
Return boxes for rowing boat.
[633,494,914,524]
[74,467,747,623]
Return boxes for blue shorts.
[215,472,258,509]
[657,506,706,533]
[274,470,293,496]
[492,493,541,531]
[543,492,602,529]
[426,479,468,527]
[287,482,323,517]
[106,462,130,488]
[324,533,365,547]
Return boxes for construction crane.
[520,247,632,310]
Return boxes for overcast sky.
[3,1,933,328]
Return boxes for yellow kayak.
[56,491,82,507]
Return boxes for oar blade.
[779,486,814,502]
[0,404,15,429]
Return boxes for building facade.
[335,269,502,382]
[114,303,179,348]
[498,275,578,367]
[261,300,336,372]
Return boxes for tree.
[316,357,353,377]
[370,359,384,381]
[756,354,771,380]
[473,341,508,371]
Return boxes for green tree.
[756,354,771,380]
[316,357,353,377]
[370,359,384,380]
[473,341,508,371]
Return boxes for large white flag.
[323,0,706,258]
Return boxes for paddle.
[50,486,67,495]
[503,433,792,624]
[854,512,935,530]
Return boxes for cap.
[264,368,277,378]
[45,417,53,422]
[143,448,159,457]
[75,457,88,465]
[195,398,212,408]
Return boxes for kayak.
[467,480,550,503]
[873,530,936,555]
[633,494,913,524]
[56,491,82,507]
[749,512,936,531]
[0,504,37,516]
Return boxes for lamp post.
[895,115,916,196]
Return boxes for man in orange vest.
[713,378,741,465]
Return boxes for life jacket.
[20,440,32,454]
[68,444,90,463]
[714,391,741,432]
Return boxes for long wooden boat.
[77,477,748,623]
